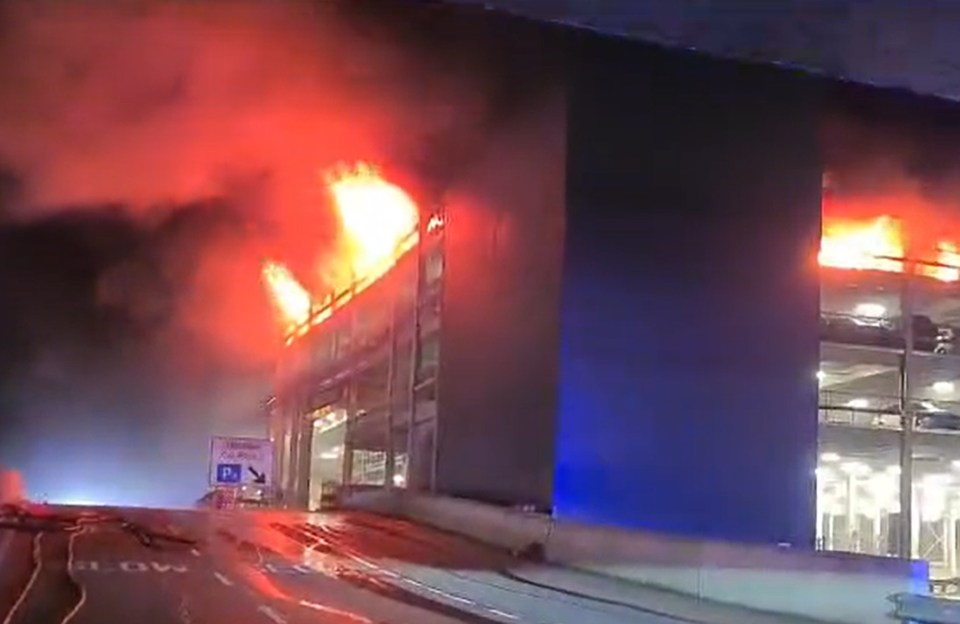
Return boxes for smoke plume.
[0,0,551,505]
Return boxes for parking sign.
[209,437,272,486]
[215,463,242,484]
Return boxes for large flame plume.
[819,216,905,274]
[326,163,420,290]
[261,162,421,339]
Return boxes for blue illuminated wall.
[554,34,823,546]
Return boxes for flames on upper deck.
[260,162,425,343]
[819,177,960,282]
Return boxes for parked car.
[820,312,955,354]
[874,400,960,431]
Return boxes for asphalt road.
[0,505,746,624]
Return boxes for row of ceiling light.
[818,451,960,481]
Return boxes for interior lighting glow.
[854,302,887,318]
[319,446,343,460]
[840,461,871,477]
[820,452,841,463]
[933,381,956,395]
[923,473,953,486]
[846,398,869,409]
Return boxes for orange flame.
[930,241,960,282]
[260,162,426,344]
[818,215,960,282]
[261,260,312,329]
[819,216,905,274]
[326,163,419,289]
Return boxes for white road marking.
[71,560,99,571]
[62,525,91,624]
[487,608,519,620]
[299,600,372,623]
[306,537,329,551]
[149,562,188,573]
[213,572,233,586]
[120,561,149,572]
[3,533,44,624]
[399,578,475,605]
[378,569,399,578]
[257,605,287,624]
[348,554,377,569]
[190,548,200,557]
[422,585,473,603]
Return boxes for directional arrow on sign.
[248,467,266,484]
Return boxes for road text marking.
[72,560,188,573]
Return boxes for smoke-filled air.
[0,0,513,506]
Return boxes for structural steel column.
[899,260,915,559]
[342,296,358,489]
[384,273,398,487]
[406,218,426,491]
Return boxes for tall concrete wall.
[554,33,823,545]
[436,83,566,508]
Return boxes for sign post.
[208,437,273,506]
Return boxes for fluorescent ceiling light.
[820,452,840,463]
[933,381,955,395]
[840,461,871,476]
[854,302,886,318]
[846,398,869,409]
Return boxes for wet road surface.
[0,506,794,624]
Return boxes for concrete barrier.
[343,488,551,552]
[546,520,926,623]
[544,520,705,595]
[344,490,928,624]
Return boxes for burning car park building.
[817,169,960,576]
[261,3,960,583]
[266,164,452,504]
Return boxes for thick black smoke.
[0,0,561,505]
